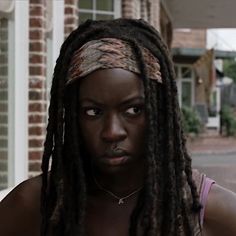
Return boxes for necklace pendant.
[118,198,124,204]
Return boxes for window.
[0,18,9,190]
[175,65,195,108]
[79,0,121,24]
[182,81,192,107]
[209,89,218,116]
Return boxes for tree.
[223,59,236,83]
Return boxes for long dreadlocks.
[40,18,201,236]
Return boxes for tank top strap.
[199,175,215,226]
[191,169,215,235]
[191,169,205,235]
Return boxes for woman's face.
[78,68,146,174]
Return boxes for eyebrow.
[79,96,145,106]
[119,96,145,106]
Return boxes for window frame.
[175,64,195,108]
[78,0,121,23]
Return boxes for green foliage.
[223,59,236,83]
[221,105,236,136]
[181,106,202,135]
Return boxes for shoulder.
[1,175,42,204]
[203,183,236,236]
[0,175,42,236]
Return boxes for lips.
[101,148,130,166]
[103,148,129,157]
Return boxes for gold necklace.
[94,177,143,205]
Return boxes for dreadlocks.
[40,18,201,236]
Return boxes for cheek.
[130,119,146,151]
[79,121,101,154]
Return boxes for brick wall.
[0,18,8,189]
[64,0,79,38]
[172,29,207,49]
[27,0,80,176]
[150,0,160,30]
[122,0,160,31]
[122,0,140,19]
[122,0,167,44]
[28,0,47,177]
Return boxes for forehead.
[78,68,145,103]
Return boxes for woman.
[0,18,236,236]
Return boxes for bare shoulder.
[0,175,42,236]
[203,183,236,236]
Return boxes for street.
[191,152,236,193]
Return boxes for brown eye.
[85,108,102,117]
[125,106,142,116]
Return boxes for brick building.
[172,28,223,130]
[171,28,236,130]
[0,0,172,193]
[172,29,207,49]
[171,29,208,111]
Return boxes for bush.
[223,59,236,84]
[220,105,236,136]
[181,106,202,135]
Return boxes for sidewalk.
[187,135,236,155]
[188,134,236,192]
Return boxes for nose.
[101,114,127,142]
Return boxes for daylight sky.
[207,29,236,51]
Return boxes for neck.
[90,162,145,196]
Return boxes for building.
[172,29,236,130]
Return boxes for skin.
[78,69,146,235]
[0,68,236,235]
[78,69,146,191]
[203,184,236,235]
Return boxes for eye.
[125,106,143,116]
[84,108,102,117]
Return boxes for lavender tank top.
[199,175,215,226]
[191,169,215,235]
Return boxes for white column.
[47,0,65,92]
[52,0,64,67]
[8,0,29,186]
[114,0,122,18]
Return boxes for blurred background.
[0,0,236,198]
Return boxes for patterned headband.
[66,38,162,84]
